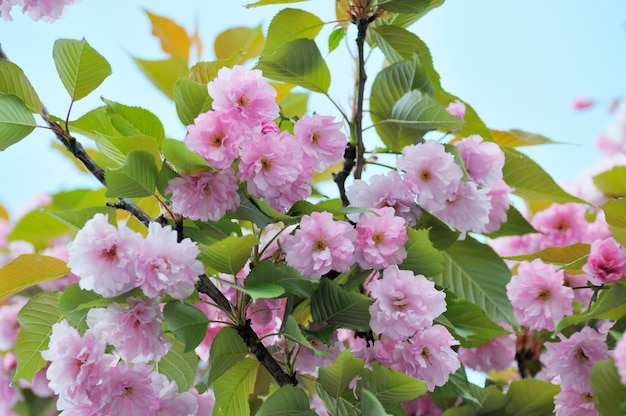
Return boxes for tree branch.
[353,16,371,180]
[332,143,357,207]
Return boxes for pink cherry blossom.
[402,395,443,416]
[435,181,491,235]
[2,0,80,22]
[563,272,593,308]
[541,326,608,393]
[135,222,204,300]
[346,171,421,226]
[167,168,241,222]
[445,99,466,119]
[506,259,574,331]
[67,213,142,297]
[282,211,356,279]
[613,333,626,385]
[583,237,626,285]
[354,207,408,270]
[184,111,242,169]
[554,386,597,416]
[208,65,279,128]
[367,265,446,340]
[458,322,516,373]
[0,240,34,267]
[293,114,346,172]
[454,135,504,187]
[39,238,80,291]
[531,203,589,248]
[86,298,171,364]
[247,297,286,342]
[0,296,27,351]
[0,368,21,414]
[595,100,626,155]
[479,179,513,234]
[151,371,198,416]
[571,96,594,110]
[398,140,463,212]
[293,331,344,376]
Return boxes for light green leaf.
[506,243,590,266]
[133,56,189,100]
[369,25,424,64]
[358,363,427,404]
[485,204,536,239]
[102,98,165,144]
[162,138,212,174]
[14,292,63,382]
[0,60,41,113]
[263,8,323,56]
[199,234,258,275]
[434,236,515,325]
[328,27,345,53]
[257,38,330,93]
[558,282,626,331]
[246,0,307,8]
[208,326,249,386]
[378,0,444,14]
[189,55,241,84]
[158,333,199,392]
[163,300,209,353]
[213,357,258,416]
[215,25,265,64]
[53,38,111,101]
[311,278,373,331]
[282,315,323,353]
[319,350,364,398]
[594,166,626,197]
[222,280,284,300]
[399,228,444,277]
[104,150,159,198]
[183,218,242,245]
[95,133,161,167]
[68,106,120,140]
[592,359,626,416]
[315,385,359,416]
[279,91,309,119]
[174,79,212,126]
[245,260,318,299]
[504,379,559,416]
[389,89,463,129]
[359,389,389,416]
[58,283,105,327]
[0,255,69,302]
[256,385,316,416]
[601,197,626,246]
[491,129,559,147]
[0,94,37,151]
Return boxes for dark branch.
[332,143,357,207]
[353,15,373,180]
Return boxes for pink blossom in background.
[490,233,541,258]
[563,272,593,308]
[0,240,34,267]
[258,222,296,261]
[0,218,9,248]
[445,99,466,119]
[1,0,80,22]
[354,207,408,270]
[208,66,279,128]
[398,140,463,212]
[506,259,574,331]
[541,326,608,393]
[18,367,54,398]
[367,265,446,340]
[151,371,198,416]
[67,213,142,297]
[184,111,242,169]
[346,171,422,226]
[86,298,171,364]
[435,181,491,235]
[567,154,626,206]
[613,334,626,385]
[554,387,597,416]
[479,179,513,234]
[135,222,204,300]
[531,202,589,248]
[595,100,626,155]
[454,135,504,188]
[39,238,80,291]
[247,297,286,342]
[192,388,215,415]
[0,368,21,415]
[282,211,356,279]
[458,322,516,373]
[293,331,343,376]
[0,296,27,351]
[402,395,443,416]
[294,114,346,172]
[571,96,594,110]
[167,168,241,222]
[583,237,626,285]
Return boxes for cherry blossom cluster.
[0,0,80,21]
[167,65,347,217]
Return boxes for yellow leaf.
[191,21,204,62]
[145,10,191,61]
[271,83,295,102]
[214,25,265,65]
[335,0,350,29]
[0,205,8,220]
[0,254,70,302]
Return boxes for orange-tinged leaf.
[145,10,191,61]
[0,254,70,302]
[271,83,295,102]
[214,25,265,64]
[0,205,8,220]
[191,22,204,62]
[336,0,350,29]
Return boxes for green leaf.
[208,326,249,386]
[245,0,307,8]
[399,228,444,277]
[257,38,330,93]
[190,56,241,84]
[369,25,424,65]
[594,166,626,197]
[319,350,364,398]
[0,254,69,302]
[432,366,483,407]
[174,79,212,126]
[491,129,559,147]
[215,25,265,64]
[389,89,463,130]
[310,278,373,331]
[378,0,444,14]
[226,192,273,228]
[601,197,626,246]
[53,38,112,101]
[359,389,388,416]
[133,56,189,100]
[434,236,515,325]
[163,301,209,353]
[256,385,316,416]
[485,204,536,239]
[183,218,242,245]
[245,260,318,299]
[213,357,258,416]
[199,234,258,275]
[162,138,212,174]
[592,359,626,416]
[558,282,626,331]
[158,333,199,392]
[263,8,323,56]
[68,106,120,140]
[102,98,165,144]
[358,363,427,404]
[104,150,159,198]
[283,315,324,353]
[503,147,584,203]
[0,94,37,151]
[14,292,63,382]
[504,379,559,416]
[223,280,284,300]
[96,134,161,167]
[328,27,345,53]
[0,60,41,113]
[58,283,104,327]
[506,243,590,266]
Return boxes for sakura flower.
[185,111,242,169]
[293,330,344,376]
[0,296,27,351]
[398,140,463,212]
[39,238,80,291]
[506,259,574,331]
[436,181,491,235]
[167,168,241,222]
[613,333,626,385]
[554,387,597,416]
[67,213,142,297]
[151,371,198,416]
[135,222,204,300]
[354,207,408,270]
[247,297,286,343]
[583,237,626,285]
[367,265,446,340]
[454,135,504,187]
[293,114,346,172]
[402,395,443,416]
[0,368,21,414]
[541,326,608,393]
[282,212,356,279]
[458,322,516,373]
[563,272,593,308]
[3,0,81,22]
[478,179,513,234]
[445,99,466,119]
[531,203,589,248]
[571,96,594,110]
[208,65,279,128]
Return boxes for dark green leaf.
[246,260,318,299]
[58,283,105,327]
[504,379,559,416]
[104,150,159,198]
[174,79,212,126]
[163,300,209,352]
[399,228,444,277]
[208,326,249,386]
[256,385,316,415]
[485,204,536,239]
[311,278,373,331]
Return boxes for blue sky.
[0,0,625,215]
